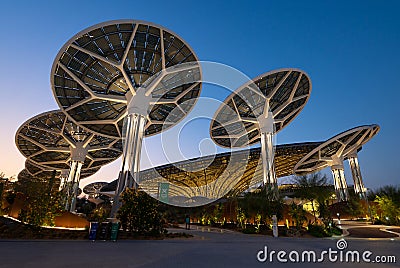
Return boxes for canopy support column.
[68,161,83,212]
[331,161,349,202]
[110,92,148,218]
[348,151,367,199]
[59,169,69,191]
[259,111,278,201]
[65,143,88,212]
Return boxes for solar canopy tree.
[210,69,311,200]
[83,182,108,197]
[25,159,61,181]
[17,168,45,183]
[294,125,380,201]
[83,182,109,206]
[15,110,122,212]
[50,20,202,216]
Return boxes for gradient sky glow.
[0,0,399,191]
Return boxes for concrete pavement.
[0,227,399,267]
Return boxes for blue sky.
[0,0,399,190]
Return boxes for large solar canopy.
[210,69,311,148]
[83,181,108,195]
[17,169,43,182]
[51,20,202,138]
[101,142,321,200]
[15,110,122,171]
[24,159,99,181]
[24,159,60,180]
[294,125,380,175]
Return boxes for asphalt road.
[0,228,399,268]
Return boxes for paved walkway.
[1,225,399,267]
[337,221,400,239]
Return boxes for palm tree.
[291,172,334,222]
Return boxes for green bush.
[117,188,165,235]
[308,223,342,237]
[88,206,109,222]
[17,182,62,227]
[308,224,329,237]
[329,226,342,236]
[242,225,257,234]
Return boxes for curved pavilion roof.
[51,19,202,138]
[101,142,322,199]
[294,125,380,175]
[210,69,311,148]
[15,110,122,172]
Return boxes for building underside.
[101,142,322,201]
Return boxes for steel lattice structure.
[50,20,203,216]
[51,20,202,139]
[83,182,108,196]
[15,110,122,211]
[17,169,43,183]
[210,69,311,148]
[210,68,311,200]
[101,142,321,206]
[16,110,122,171]
[294,125,380,201]
[12,18,382,212]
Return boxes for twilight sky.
[0,0,399,191]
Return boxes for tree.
[0,172,8,215]
[117,188,164,235]
[236,207,246,229]
[238,187,284,226]
[288,203,307,229]
[374,195,400,225]
[291,172,333,222]
[368,185,400,225]
[368,185,400,205]
[344,189,365,219]
[17,180,63,227]
[0,181,4,215]
[89,206,109,222]
[211,203,224,225]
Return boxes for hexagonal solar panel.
[17,169,44,182]
[16,110,122,172]
[293,125,380,175]
[25,159,61,180]
[51,20,202,138]
[210,68,311,148]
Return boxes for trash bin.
[98,222,110,241]
[88,222,99,241]
[110,222,119,242]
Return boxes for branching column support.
[348,151,367,200]
[59,169,69,191]
[68,142,88,212]
[59,169,70,210]
[110,90,149,218]
[330,157,349,202]
[259,111,278,201]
